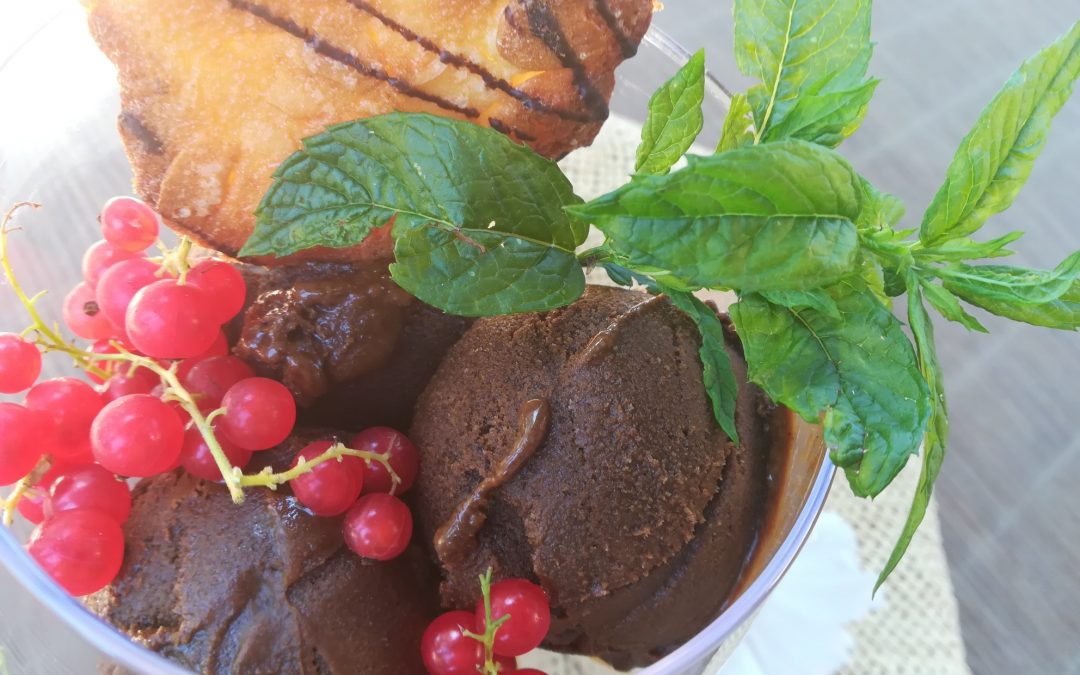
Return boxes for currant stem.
[463,567,510,675]
[237,442,401,493]
[2,478,30,527]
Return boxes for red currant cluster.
[293,427,419,561]
[0,200,417,597]
[423,573,552,675]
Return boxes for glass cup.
[0,5,833,673]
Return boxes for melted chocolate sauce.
[434,398,551,564]
[578,293,666,363]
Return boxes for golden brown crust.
[84,0,653,262]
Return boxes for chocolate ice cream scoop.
[410,285,781,669]
[88,433,441,675]
[233,262,473,424]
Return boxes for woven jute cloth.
[515,117,972,674]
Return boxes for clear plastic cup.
[0,5,833,673]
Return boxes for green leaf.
[390,225,586,316]
[877,282,948,589]
[938,249,1080,305]
[920,281,988,333]
[920,21,1080,246]
[665,290,740,444]
[944,276,1080,330]
[636,50,706,175]
[717,93,755,152]
[241,112,586,258]
[734,0,875,144]
[730,283,931,497]
[571,140,866,291]
[916,231,1023,262]
[858,178,906,228]
[760,288,841,319]
[766,77,880,148]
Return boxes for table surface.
[3,2,1080,674]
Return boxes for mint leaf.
[858,178,905,228]
[920,280,988,333]
[730,283,931,497]
[877,282,948,589]
[760,288,841,319]
[390,226,585,316]
[765,76,879,148]
[665,290,740,444]
[570,140,867,291]
[938,249,1080,305]
[733,0,874,145]
[717,93,755,152]
[920,21,1080,246]
[944,274,1080,331]
[916,231,1023,262]
[636,49,706,175]
[241,113,586,258]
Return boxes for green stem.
[238,442,401,493]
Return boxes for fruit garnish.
[0,201,409,528]
[475,578,552,658]
[244,5,1080,585]
[343,493,413,561]
[421,568,550,673]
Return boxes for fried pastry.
[83,0,654,261]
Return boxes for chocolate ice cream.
[232,262,473,428]
[410,285,780,669]
[88,433,441,675]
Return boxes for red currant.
[172,332,229,384]
[82,239,141,288]
[290,441,364,516]
[179,426,252,481]
[0,333,41,393]
[186,260,246,324]
[343,493,412,561]
[16,464,72,525]
[99,196,159,252]
[95,257,161,328]
[421,611,481,675]
[63,282,117,340]
[99,366,160,401]
[180,355,253,409]
[126,279,220,359]
[0,403,45,485]
[90,394,184,477]
[25,378,104,463]
[28,509,124,596]
[44,464,131,524]
[218,378,296,451]
[350,427,419,495]
[477,579,551,657]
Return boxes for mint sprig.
[733,0,877,147]
[636,49,706,175]
[241,113,587,316]
[244,4,1080,584]
[920,21,1080,246]
[570,141,866,292]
